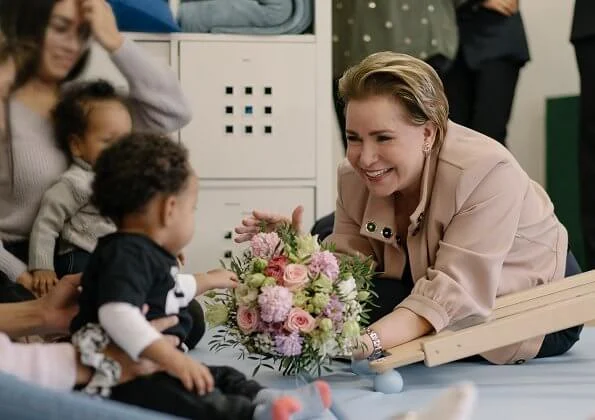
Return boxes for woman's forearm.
[355,308,433,359]
[0,300,45,338]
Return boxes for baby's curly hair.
[92,132,191,226]
[53,79,130,159]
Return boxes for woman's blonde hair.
[338,51,449,148]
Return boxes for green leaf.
[252,364,261,376]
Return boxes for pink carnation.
[250,232,282,259]
[257,285,293,323]
[308,250,340,281]
[275,332,303,357]
[265,256,289,284]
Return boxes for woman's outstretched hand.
[234,205,304,243]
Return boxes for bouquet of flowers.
[204,223,376,376]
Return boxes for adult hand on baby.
[38,273,82,335]
[234,205,304,243]
[32,270,59,297]
[79,0,123,53]
[482,0,518,16]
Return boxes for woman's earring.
[422,142,432,155]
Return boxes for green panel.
[545,95,584,268]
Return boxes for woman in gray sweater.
[0,0,192,295]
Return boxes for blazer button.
[382,227,393,239]
[395,235,402,246]
[366,221,377,233]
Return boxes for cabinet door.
[179,41,316,180]
[79,41,171,91]
[183,187,315,274]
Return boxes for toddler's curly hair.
[92,132,191,226]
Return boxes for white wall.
[508,0,579,185]
[330,0,581,190]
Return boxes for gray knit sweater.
[28,158,116,271]
[0,38,192,281]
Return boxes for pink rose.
[282,264,309,291]
[265,256,289,284]
[237,306,259,334]
[285,308,316,333]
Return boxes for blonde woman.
[235,51,583,366]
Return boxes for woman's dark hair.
[53,79,130,160]
[92,133,191,226]
[0,0,91,88]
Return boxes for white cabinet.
[82,0,333,273]
[183,187,315,274]
[179,41,317,180]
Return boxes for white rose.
[337,276,357,300]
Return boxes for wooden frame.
[369,271,595,373]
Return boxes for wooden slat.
[369,270,595,373]
[423,291,595,367]
[494,270,595,308]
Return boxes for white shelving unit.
[80,0,334,274]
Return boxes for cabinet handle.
[224,251,232,258]
[224,231,232,239]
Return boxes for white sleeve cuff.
[98,302,162,361]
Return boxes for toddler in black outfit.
[70,133,332,420]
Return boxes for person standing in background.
[332,0,463,151]
[571,0,595,270]
[443,0,529,146]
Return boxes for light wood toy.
[364,270,595,392]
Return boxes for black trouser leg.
[443,50,475,128]
[208,365,264,399]
[184,299,207,349]
[470,58,521,145]
[110,370,261,420]
[443,51,521,146]
[54,248,91,278]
